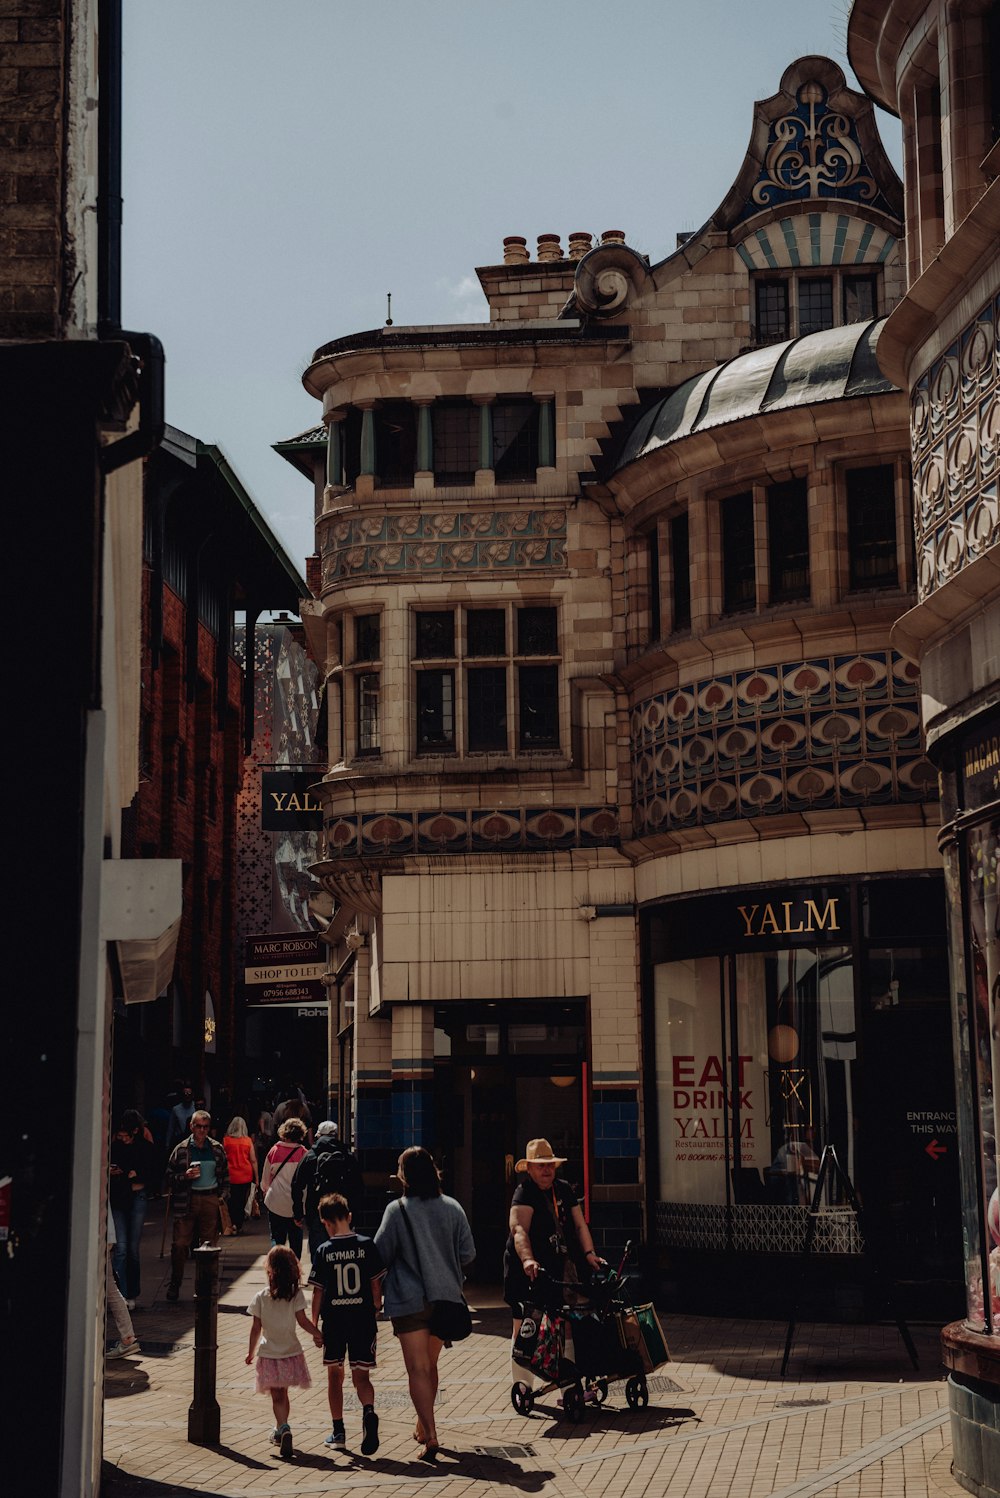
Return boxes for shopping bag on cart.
[531,1311,566,1379]
[615,1304,669,1373]
[512,1306,546,1371]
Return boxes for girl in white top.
[246,1246,321,1458]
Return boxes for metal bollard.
[187,1242,221,1445]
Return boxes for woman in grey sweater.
[375,1147,475,1460]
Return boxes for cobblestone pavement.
[101,1204,965,1498]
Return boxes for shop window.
[416,669,455,751]
[671,513,691,631]
[722,491,756,614]
[767,478,810,603]
[493,399,540,481]
[412,603,560,757]
[432,401,478,485]
[846,465,898,591]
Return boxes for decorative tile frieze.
[630,651,936,834]
[322,804,619,861]
[911,291,1000,599]
[654,1200,863,1254]
[319,508,567,584]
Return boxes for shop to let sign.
[244,933,325,1006]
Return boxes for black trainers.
[279,1425,293,1459]
[361,1405,379,1456]
[165,1283,179,1302]
[324,1422,346,1450]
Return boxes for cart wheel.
[625,1375,649,1410]
[562,1384,585,1423]
[593,1379,609,1405]
[511,1382,535,1415]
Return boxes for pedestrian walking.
[309,1192,385,1455]
[374,1146,475,1462]
[164,1110,230,1301]
[222,1116,259,1232]
[292,1120,364,1260]
[109,1108,157,1306]
[245,1245,320,1461]
[164,1081,195,1151]
[262,1118,308,1258]
[106,1206,141,1358]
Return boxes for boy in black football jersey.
[309,1192,386,1454]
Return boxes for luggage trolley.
[510,1241,669,1423]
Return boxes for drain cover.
[472,1445,536,1460]
[648,1375,686,1394]
[776,1398,830,1408]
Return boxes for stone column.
[535,395,555,470]
[474,396,495,487]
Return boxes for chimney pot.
[600,229,627,246]
[503,235,529,265]
[536,233,563,262]
[568,232,593,261]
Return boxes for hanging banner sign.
[244,933,325,1005]
[261,770,324,831]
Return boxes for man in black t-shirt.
[309,1193,385,1455]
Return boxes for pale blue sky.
[121,1,901,569]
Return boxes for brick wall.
[0,1,66,338]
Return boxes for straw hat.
[515,1138,567,1172]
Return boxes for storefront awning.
[101,859,183,1004]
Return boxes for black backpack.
[313,1145,362,1209]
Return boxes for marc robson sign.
[245,933,325,1006]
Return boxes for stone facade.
[848,4,1000,1494]
[282,56,950,1272]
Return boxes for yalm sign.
[244,933,325,1007]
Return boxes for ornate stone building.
[848,2,1000,1492]
[282,56,958,1301]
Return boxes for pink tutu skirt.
[255,1351,312,1393]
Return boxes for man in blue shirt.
[164,1111,229,1302]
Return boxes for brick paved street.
[101,1203,966,1498]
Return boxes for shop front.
[432,1002,588,1280]
[939,707,1000,1343]
[644,876,962,1319]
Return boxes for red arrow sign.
[925,1139,947,1160]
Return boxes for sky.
[121,1,901,574]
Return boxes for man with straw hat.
[503,1139,606,1384]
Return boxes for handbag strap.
[267,1147,298,1184]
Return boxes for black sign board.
[261,770,323,831]
[647,885,850,962]
[959,710,1000,814]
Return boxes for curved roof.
[616,319,896,472]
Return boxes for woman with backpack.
[261,1118,309,1257]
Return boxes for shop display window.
[960,821,1000,1330]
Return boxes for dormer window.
[753,270,880,345]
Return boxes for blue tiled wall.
[593,1089,640,1159]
